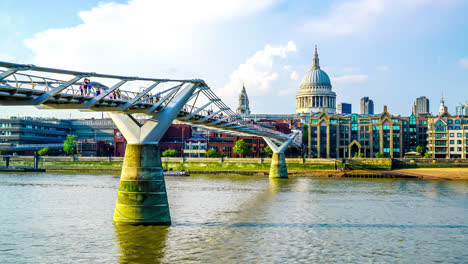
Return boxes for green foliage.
[374,152,384,158]
[302,124,308,145]
[63,135,77,156]
[416,144,427,156]
[162,149,178,157]
[206,148,222,158]
[424,150,431,158]
[264,145,273,157]
[233,139,248,157]
[38,147,50,156]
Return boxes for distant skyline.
[1,0,467,119]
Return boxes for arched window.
[435,120,446,132]
[409,115,416,125]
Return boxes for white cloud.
[377,65,389,72]
[459,58,468,69]
[217,41,297,106]
[290,71,299,81]
[332,74,368,84]
[24,0,278,77]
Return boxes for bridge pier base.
[269,152,288,178]
[113,144,171,225]
[263,133,297,179]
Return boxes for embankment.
[2,156,467,179]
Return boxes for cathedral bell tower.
[236,83,251,117]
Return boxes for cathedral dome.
[301,68,331,86]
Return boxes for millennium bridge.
[0,61,297,225]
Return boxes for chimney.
[383,105,387,112]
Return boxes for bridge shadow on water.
[114,225,168,264]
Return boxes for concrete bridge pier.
[263,133,297,178]
[109,83,197,225]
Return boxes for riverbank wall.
[1,156,467,175]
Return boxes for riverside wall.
[1,156,467,173]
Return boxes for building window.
[372,119,379,123]
[410,115,416,125]
[457,133,462,137]
[383,148,390,153]
[423,120,427,125]
[435,120,446,132]
[311,120,318,124]
[450,140,454,144]
[392,119,399,123]
[351,124,358,131]
[450,133,454,137]
[448,120,453,124]
[373,126,380,130]
[455,120,460,124]
[450,147,454,151]
[394,148,400,152]
[457,140,462,144]
[393,125,400,130]
[383,125,390,130]
[330,119,337,124]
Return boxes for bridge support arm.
[263,133,297,178]
[109,82,198,225]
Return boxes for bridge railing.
[0,61,293,141]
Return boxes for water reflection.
[114,225,168,264]
[268,178,293,193]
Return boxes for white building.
[296,46,336,114]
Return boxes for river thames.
[0,173,467,263]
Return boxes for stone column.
[379,124,383,155]
[336,124,340,158]
[263,134,297,178]
[269,152,288,178]
[308,123,311,158]
[390,125,394,158]
[317,125,321,158]
[114,144,170,225]
[326,124,330,158]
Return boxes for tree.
[375,152,384,158]
[162,149,178,157]
[424,150,431,158]
[264,145,273,157]
[206,148,222,158]
[38,147,50,156]
[416,144,427,156]
[233,139,248,157]
[302,124,308,145]
[63,135,77,156]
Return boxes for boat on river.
[163,170,189,176]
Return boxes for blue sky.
[1,0,467,118]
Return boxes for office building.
[455,101,468,116]
[360,97,374,115]
[413,96,430,116]
[337,103,352,114]
[306,106,429,158]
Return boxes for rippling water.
[0,173,467,263]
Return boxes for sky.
[0,0,467,119]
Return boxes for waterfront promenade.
[2,155,467,180]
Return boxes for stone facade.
[307,106,430,158]
[427,107,468,158]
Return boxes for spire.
[438,93,445,116]
[312,45,320,69]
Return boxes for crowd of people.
[77,79,234,122]
[78,78,165,103]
